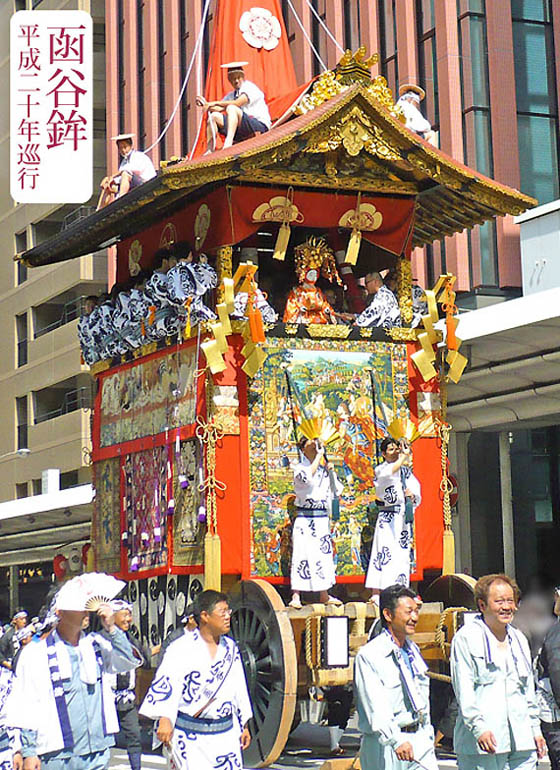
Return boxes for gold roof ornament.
[295,48,404,122]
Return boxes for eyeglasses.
[213,607,233,617]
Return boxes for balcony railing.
[34,387,91,425]
[34,296,87,339]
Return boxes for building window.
[15,231,28,285]
[157,0,167,160]
[60,470,79,490]
[33,377,91,425]
[16,313,28,368]
[416,0,439,129]
[281,0,293,39]
[310,0,328,77]
[512,0,559,205]
[16,396,28,451]
[179,0,188,156]
[137,1,146,148]
[16,482,28,499]
[343,0,361,51]
[458,0,498,286]
[117,0,125,135]
[379,0,398,96]
[32,478,42,496]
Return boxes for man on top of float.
[196,62,271,152]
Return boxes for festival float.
[17,1,536,766]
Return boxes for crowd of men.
[4,575,560,770]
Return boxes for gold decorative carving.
[284,324,298,335]
[128,239,142,276]
[141,342,157,356]
[305,106,402,161]
[386,327,419,342]
[359,328,373,338]
[216,246,233,304]
[89,360,110,376]
[307,324,351,339]
[195,204,211,250]
[396,256,413,326]
[159,222,177,249]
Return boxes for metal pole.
[499,431,516,577]
[9,565,19,616]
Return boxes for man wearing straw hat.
[6,575,137,770]
[196,62,271,152]
[396,84,437,146]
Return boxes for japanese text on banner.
[10,10,92,204]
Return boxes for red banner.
[117,186,415,282]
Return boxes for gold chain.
[195,417,225,534]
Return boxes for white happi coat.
[365,461,421,590]
[140,629,252,770]
[291,457,342,592]
[355,286,402,329]
[0,668,20,770]
[5,630,135,757]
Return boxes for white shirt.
[226,80,271,128]
[119,149,157,185]
[396,98,432,135]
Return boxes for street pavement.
[109,717,552,770]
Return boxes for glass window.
[379,0,398,95]
[512,22,556,115]
[343,0,361,51]
[511,0,550,22]
[517,114,559,203]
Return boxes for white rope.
[145,0,213,154]
[285,0,327,72]
[305,0,345,55]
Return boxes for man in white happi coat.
[6,579,138,770]
[289,437,343,609]
[140,590,252,770]
[451,573,546,770]
[355,273,402,329]
[0,666,21,770]
[355,584,437,770]
[365,437,421,604]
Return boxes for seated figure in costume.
[231,253,278,324]
[283,237,342,325]
[166,248,218,331]
[197,62,271,152]
[385,269,428,329]
[365,437,421,605]
[354,272,401,329]
[289,436,343,609]
[78,296,100,366]
[144,252,181,341]
[396,84,437,146]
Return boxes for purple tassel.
[179,474,189,490]
[154,526,162,544]
[130,556,139,572]
[167,498,175,514]
[197,505,207,523]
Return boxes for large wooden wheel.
[229,579,297,768]
[425,572,477,609]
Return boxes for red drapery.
[117,186,416,282]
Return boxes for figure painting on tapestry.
[248,339,409,578]
[98,345,198,447]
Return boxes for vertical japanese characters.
[10,10,92,204]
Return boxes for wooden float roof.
[20,82,536,268]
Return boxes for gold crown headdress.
[294,237,342,285]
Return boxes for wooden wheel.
[425,572,477,610]
[229,579,297,768]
